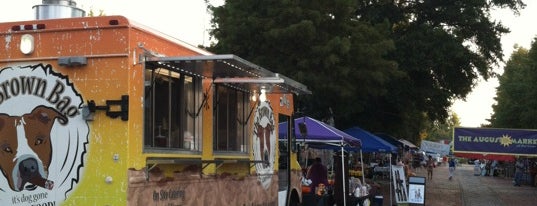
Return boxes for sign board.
[391,165,408,203]
[454,127,537,156]
[407,176,426,204]
[420,140,451,156]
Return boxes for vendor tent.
[399,139,418,149]
[375,133,404,149]
[343,127,397,153]
[345,127,397,206]
[279,116,361,205]
[278,116,361,149]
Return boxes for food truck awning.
[145,54,311,95]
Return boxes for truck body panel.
[0,16,307,206]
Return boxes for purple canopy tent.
[279,116,362,205]
[278,116,361,148]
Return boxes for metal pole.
[286,114,293,206]
[389,153,393,206]
[360,149,365,185]
[341,144,346,206]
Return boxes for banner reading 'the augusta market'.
[453,127,537,156]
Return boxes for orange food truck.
[0,1,311,205]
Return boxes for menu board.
[391,166,408,203]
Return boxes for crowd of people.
[467,157,537,187]
[472,159,500,176]
[301,148,537,206]
[390,153,537,188]
[404,154,457,181]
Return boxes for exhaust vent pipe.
[33,0,86,20]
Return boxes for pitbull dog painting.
[0,106,67,192]
[255,122,273,168]
[252,101,276,189]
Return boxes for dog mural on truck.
[0,64,88,206]
[252,101,276,189]
[0,105,67,192]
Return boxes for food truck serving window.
[143,67,202,151]
[214,85,250,152]
[144,54,312,155]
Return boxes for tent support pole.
[389,153,393,206]
[360,149,365,185]
[341,142,346,206]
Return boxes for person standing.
[490,160,498,177]
[306,157,329,192]
[473,159,481,176]
[448,157,456,180]
[426,155,435,180]
[480,160,488,176]
[514,160,524,186]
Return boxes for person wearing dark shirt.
[448,157,456,180]
[307,157,329,192]
[514,160,524,186]
[426,155,435,180]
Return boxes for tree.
[490,40,537,128]
[420,111,460,143]
[205,0,525,142]
[357,0,524,141]
[207,0,400,124]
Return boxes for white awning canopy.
[145,54,311,95]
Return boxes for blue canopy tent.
[375,133,404,150]
[375,133,407,162]
[278,116,361,205]
[345,127,398,205]
[343,127,398,153]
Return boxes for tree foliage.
[206,0,525,142]
[359,0,524,141]
[87,8,105,17]
[420,112,461,143]
[490,40,537,128]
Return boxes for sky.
[0,0,223,46]
[451,2,537,127]
[0,1,536,127]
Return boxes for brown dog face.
[0,106,67,192]
[255,123,273,168]
[0,115,19,190]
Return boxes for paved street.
[378,163,537,206]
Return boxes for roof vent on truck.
[11,24,46,31]
[33,0,86,20]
